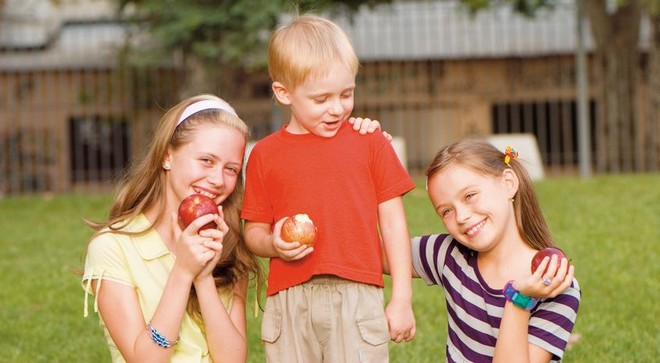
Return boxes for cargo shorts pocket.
[356,314,390,346]
[260,311,282,344]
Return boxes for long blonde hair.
[87,94,262,321]
[426,138,554,250]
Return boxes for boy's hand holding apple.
[272,214,316,261]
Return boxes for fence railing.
[0,1,656,195]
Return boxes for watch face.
[504,282,538,311]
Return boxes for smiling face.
[272,63,356,138]
[164,124,246,207]
[427,163,519,253]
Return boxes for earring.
[163,162,171,170]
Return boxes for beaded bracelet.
[147,322,179,348]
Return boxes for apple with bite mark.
[178,194,219,230]
[531,247,568,274]
[281,214,317,246]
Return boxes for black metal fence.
[0,0,656,195]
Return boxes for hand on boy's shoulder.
[348,117,393,141]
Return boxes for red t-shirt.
[241,122,415,295]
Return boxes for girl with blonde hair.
[82,94,261,362]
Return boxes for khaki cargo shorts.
[261,275,390,363]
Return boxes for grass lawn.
[1,173,658,362]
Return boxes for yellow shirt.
[82,213,233,363]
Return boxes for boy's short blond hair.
[268,14,359,90]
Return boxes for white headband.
[176,99,238,126]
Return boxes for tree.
[584,0,659,172]
[644,1,659,170]
[117,0,658,172]
[463,0,658,172]
[115,0,391,97]
[585,0,643,172]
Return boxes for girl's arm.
[378,196,416,342]
[195,276,249,362]
[95,214,222,362]
[493,303,553,363]
[494,257,576,362]
[94,263,194,363]
[347,117,392,140]
[193,213,248,362]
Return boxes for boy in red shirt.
[241,14,416,362]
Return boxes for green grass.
[1,174,658,362]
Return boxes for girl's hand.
[171,212,222,279]
[518,254,575,298]
[195,207,228,282]
[348,117,393,141]
[271,217,314,261]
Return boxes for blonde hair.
[86,94,262,322]
[426,139,555,250]
[268,14,359,90]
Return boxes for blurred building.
[0,0,180,193]
[0,0,652,194]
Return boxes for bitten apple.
[178,194,219,230]
[280,214,317,246]
[531,247,567,274]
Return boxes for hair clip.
[504,145,518,165]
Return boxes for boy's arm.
[244,220,314,260]
[378,196,416,342]
[381,239,420,278]
[243,221,277,258]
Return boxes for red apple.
[531,247,567,274]
[177,194,219,230]
[281,214,317,246]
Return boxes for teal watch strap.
[503,280,538,311]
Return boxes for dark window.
[491,100,596,166]
[69,115,130,182]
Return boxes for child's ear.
[162,151,172,171]
[271,82,292,105]
[501,168,519,199]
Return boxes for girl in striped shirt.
[404,139,580,362]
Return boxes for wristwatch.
[503,280,538,311]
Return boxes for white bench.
[487,133,545,180]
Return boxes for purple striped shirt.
[412,234,580,362]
